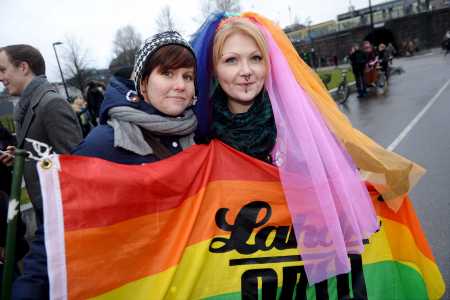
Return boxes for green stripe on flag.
[204,261,428,300]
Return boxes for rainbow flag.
[39,141,445,300]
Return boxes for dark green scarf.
[211,86,277,163]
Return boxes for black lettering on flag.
[350,254,368,299]
[210,202,372,299]
[336,272,350,299]
[315,280,329,300]
[241,268,277,300]
[229,255,301,266]
[210,201,299,255]
[279,265,308,300]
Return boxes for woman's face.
[140,66,195,116]
[215,32,267,113]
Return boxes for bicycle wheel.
[376,73,388,95]
[335,82,349,104]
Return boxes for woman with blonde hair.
[191,12,426,285]
[207,18,275,163]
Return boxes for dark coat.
[11,78,81,300]
[85,81,105,126]
[0,124,15,194]
[349,49,367,71]
[15,79,82,224]
[72,76,185,164]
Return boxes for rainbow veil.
[190,12,425,284]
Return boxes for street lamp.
[368,0,374,29]
[52,42,70,100]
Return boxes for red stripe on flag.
[60,141,279,231]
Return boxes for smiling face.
[215,32,267,114]
[0,50,30,96]
[140,66,195,116]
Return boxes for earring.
[192,96,198,106]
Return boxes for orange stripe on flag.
[366,184,434,261]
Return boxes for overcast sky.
[1,0,386,83]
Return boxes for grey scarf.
[107,106,197,156]
[14,75,47,130]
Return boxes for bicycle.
[319,70,349,105]
[334,68,350,104]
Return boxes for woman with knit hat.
[73,31,198,163]
[11,31,198,299]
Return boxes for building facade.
[287,20,337,42]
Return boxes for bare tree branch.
[110,25,142,68]
[200,0,241,19]
[63,35,90,93]
[156,5,177,32]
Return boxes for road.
[340,49,450,298]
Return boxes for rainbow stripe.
[40,141,445,300]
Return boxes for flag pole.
[1,149,26,300]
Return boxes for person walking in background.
[85,80,105,126]
[333,55,338,68]
[442,30,450,56]
[407,40,416,56]
[71,96,94,137]
[0,44,82,299]
[377,43,390,81]
[385,42,396,64]
[349,44,368,98]
[362,41,378,87]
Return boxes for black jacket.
[0,124,15,194]
[349,50,367,69]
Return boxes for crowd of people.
[67,80,106,137]
[0,11,428,299]
[348,40,393,98]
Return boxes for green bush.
[319,73,332,87]
[317,68,355,90]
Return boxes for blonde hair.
[212,18,269,73]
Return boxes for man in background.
[0,44,82,299]
[349,44,368,98]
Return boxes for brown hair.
[213,18,269,73]
[140,44,195,84]
[0,44,46,75]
